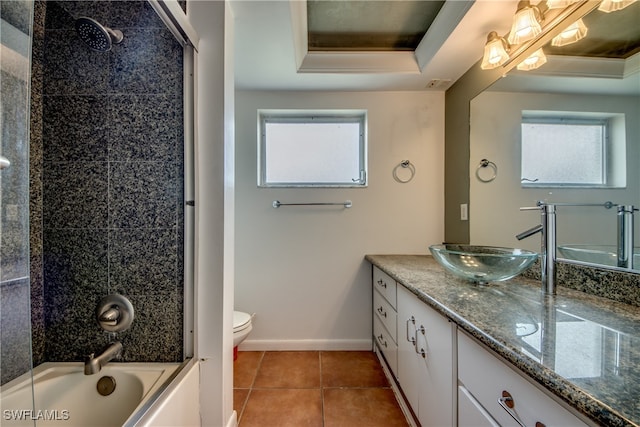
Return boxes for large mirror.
[469,3,640,271]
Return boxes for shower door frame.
[147,0,199,360]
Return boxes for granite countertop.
[365,254,640,427]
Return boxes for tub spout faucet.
[84,341,123,375]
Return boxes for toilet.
[233,311,253,360]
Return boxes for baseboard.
[238,338,373,351]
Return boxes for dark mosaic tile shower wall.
[39,0,184,362]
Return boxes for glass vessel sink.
[429,244,538,284]
[557,244,640,268]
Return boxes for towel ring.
[393,160,416,183]
[476,159,497,183]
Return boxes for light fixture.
[507,0,544,45]
[517,48,547,71]
[546,0,580,9]
[598,0,637,12]
[551,18,588,46]
[480,31,511,70]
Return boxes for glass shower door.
[1,0,35,418]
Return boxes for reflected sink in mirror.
[557,244,640,268]
[429,244,538,284]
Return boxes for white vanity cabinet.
[397,285,455,427]
[458,331,589,427]
[372,267,398,377]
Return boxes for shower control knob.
[96,294,134,332]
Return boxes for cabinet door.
[397,286,455,427]
[397,287,422,414]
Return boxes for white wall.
[470,91,640,251]
[235,91,444,349]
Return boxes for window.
[520,112,625,188]
[258,111,367,187]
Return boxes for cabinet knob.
[377,279,387,289]
[377,306,387,318]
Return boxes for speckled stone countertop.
[365,254,640,427]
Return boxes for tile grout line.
[249,350,265,389]
[237,350,265,426]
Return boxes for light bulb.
[551,19,588,46]
[517,49,547,71]
[507,1,543,45]
[481,32,510,70]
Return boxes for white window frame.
[258,110,367,188]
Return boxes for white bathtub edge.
[126,358,198,427]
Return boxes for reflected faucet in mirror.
[617,205,637,269]
[517,200,638,294]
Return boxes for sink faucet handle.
[519,206,541,211]
[516,224,543,240]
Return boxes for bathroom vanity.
[367,255,640,427]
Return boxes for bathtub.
[1,362,182,427]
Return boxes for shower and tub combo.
[2,290,185,425]
[1,1,201,425]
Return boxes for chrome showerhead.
[75,17,123,52]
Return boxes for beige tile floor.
[233,350,410,427]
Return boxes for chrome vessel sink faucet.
[84,341,122,375]
[517,202,557,295]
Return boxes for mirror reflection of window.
[520,111,626,188]
[522,119,607,186]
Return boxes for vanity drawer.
[374,315,398,376]
[373,289,397,344]
[373,266,397,308]
[458,385,499,427]
[458,331,588,427]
